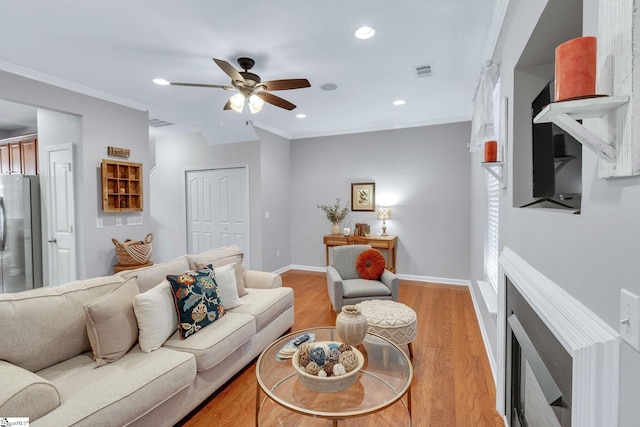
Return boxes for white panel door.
[186,167,249,265]
[45,144,76,285]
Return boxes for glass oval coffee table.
[255,327,413,426]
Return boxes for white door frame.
[184,165,250,268]
[43,143,77,285]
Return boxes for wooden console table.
[323,234,398,273]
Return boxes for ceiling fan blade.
[170,82,235,90]
[261,79,311,91]
[213,58,244,82]
[256,91,297,110]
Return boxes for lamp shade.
[248,94,264,114]
[229,93,245,113]
[377,206,392,220]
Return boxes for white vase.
[336,305,368,346]
[331,224,340,235]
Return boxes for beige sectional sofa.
[0,245,294,426]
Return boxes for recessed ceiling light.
[355,26,375,40]
[152,78,170,86]
[393,99,406,106]
[296,113,307,119]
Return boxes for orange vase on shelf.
[484,140,498,162]
[554,36,597,101]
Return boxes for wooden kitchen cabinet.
[0,134,38,175]
[101,159,143,212]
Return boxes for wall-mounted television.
[529,80,582,208]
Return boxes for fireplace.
[497,247,620,426]
[506,279,571,426]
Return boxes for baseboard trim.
[468,280,498,383]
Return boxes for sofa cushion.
[188,245,247,296]
[133,280,178,353]
[355,249,386,280]
[84,277,140,367]
[35,347,196,427]
[342,279,392,298]
[197,263,242,309]
[0,275,125,372]
[229,287,294,332]
[163,312,255,371]
[167,266,226,339]
[0,361,61,422]
[121,255,190,293]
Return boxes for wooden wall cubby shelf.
[480,161,507,188]
[101,159,143,212]
[533,95,629,164]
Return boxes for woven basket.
[112,233,153,266]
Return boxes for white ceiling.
[0,0,497,144]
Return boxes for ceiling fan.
[168,57,311,114]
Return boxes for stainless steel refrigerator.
[0,175,43,293]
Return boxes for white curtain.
[470,64,499,152]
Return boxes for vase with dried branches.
[317,198,349,235]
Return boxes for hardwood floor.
[178,270,504,426]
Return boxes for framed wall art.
[351,182,375,211]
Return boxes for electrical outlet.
[96,218,103,228]
[620,289,640,351]
[127,216,143,226]
[115,217,122,227]
[276,250,280,258]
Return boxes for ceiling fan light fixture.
[355,26,375,40]
[152,78,170,86]
[248,94,264,114]
[229,93,245,113]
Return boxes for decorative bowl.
[291,341,364,393]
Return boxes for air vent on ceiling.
[149,118,174,128]
[415,64,433,78]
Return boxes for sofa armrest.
[0,361,61,421]
[380,269,400,301]
[326,266,344,311]
[243,269,282,289]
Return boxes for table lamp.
[377,206,392,236]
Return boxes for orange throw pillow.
[355,249,386,280]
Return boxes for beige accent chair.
[326,244,399,312]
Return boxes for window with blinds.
[485,78,501,290]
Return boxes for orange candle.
[555,36,597,101]
[484,140,498,162]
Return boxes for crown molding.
[0,60,148,112]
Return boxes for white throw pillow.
[213,263,242,309]
[133,281,178,352]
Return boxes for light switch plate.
[620,289,640,351]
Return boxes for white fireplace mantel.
[497,247,620,427]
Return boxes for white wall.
[470,0,640,425]
[290,123,472,280]
[36,109,82,284]
[0,69,150,279]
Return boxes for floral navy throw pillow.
[167,264,226,339]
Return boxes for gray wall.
[290,123,472,280]
[0,69,150,279]
[469,0,640,425]
[257,128,292,272]
[150,131,264,269]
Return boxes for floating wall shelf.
[533,95,629,164]
[480,161,507,188]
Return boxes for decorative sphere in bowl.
[291,341,364,393]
